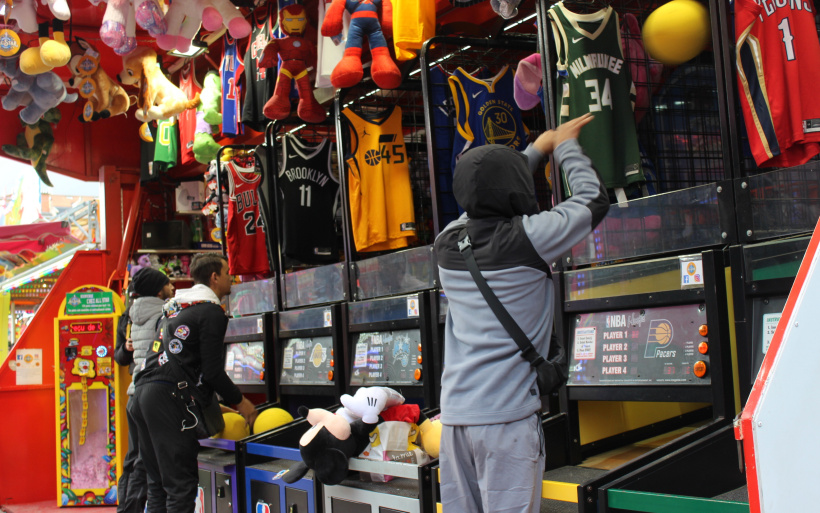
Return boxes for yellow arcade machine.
[54,285,126,506]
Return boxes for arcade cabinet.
[197,279,276,513]
[319,246,439,513]
[241,263,348,513]
[54,285,125,506]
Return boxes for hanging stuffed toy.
[118,46,201,122]
[0,53,77,125]
[321,0,401,90]
[17,0,71,75]
[193,71,223,164]
[157,0,250,53]
[2,107,62,186]
[259,4,326,124]
[67,38,131,121]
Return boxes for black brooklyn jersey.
[278,134,339,263]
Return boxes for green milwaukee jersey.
[153,116,179,173]
[548,4,643,193]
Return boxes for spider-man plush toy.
[321,0,402,90]
[259,4,327,124]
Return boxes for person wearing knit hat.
[130,267,172,299]
[114,267,174,513]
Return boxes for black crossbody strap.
[458,228,545,368]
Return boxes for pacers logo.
[644,319,675,358]
[481,102,521,147]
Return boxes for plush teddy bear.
[193,70,222,164]
[157,0,250,53]
[2,107,61,186]
[118,46,201,122]
[67,38,131,121]
[0,54,77,125]
[321,0,401,90]
[259,4,326,124]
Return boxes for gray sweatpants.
[440,413,545,513]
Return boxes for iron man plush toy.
[259,4,327,124]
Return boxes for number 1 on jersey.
[778,17,796,61]
[585,78,612,112]
[299,184,312,207]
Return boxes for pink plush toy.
[157,0,250,53]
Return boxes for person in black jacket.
[129,253,257,513]
[114,268,173,513]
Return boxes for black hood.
[453,144,539,219]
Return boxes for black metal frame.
[593,420,745,512]
[275,302,348,409]
[729,243,801,406]
[215,144,279,281]
[549,249,736,511]
[418,33,542,235]
[221,311,276,398]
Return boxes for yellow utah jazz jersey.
[393,0,436,61]
[342,105,416,252]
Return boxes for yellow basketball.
[252,407,295,435]
[216,412,250,440]
[642,0,711,66]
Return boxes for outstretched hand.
[533,113,595,155]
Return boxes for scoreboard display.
[349,329,423,387]
[279,336,335,385]
[569,304,711,386]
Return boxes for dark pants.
[117,398,148,513]
[129,382,200,513]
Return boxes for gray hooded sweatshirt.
[127,296,166,395]
[434,139,608,425]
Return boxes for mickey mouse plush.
[321,0,401,90]
[282,387,441,486]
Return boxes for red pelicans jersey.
[178,61,202,166]
[225,160,270,275]
[736,0,820,168]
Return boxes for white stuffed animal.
[339,386,405,425]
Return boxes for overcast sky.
[1,157,100,198]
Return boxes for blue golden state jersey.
[448,65,527,168]
[220,34,244,137]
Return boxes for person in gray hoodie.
[114,267,174,513]
[434,113,608,513]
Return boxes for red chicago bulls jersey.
[736,0,820,168]
[225,159,270,275]
[178,61,202,166]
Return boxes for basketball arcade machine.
[196,279,278,513]
[195,144,281,513]
[240,120,350,513]
[298,73,442,513]
[525,0,749,509]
